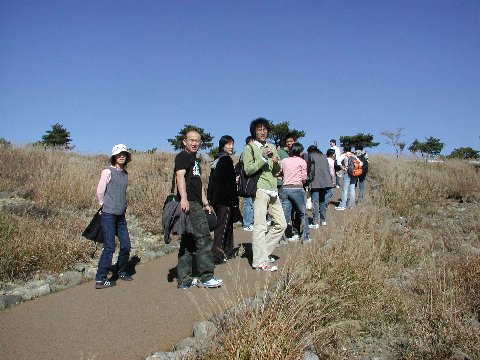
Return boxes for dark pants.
[95,212,131,282]
[177,201,214,285]
[212,205,234,262]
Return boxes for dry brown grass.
[199,156,480,359]
[0,146,212,280]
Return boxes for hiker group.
[92,118,369,290]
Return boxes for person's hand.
[203,203,212,214]
[180,198,189,213]
[263,147,273,158]
[272,155,280,164]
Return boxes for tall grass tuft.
[199,156,480,359]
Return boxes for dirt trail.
[1,187,346,360]
[0,228,296,360]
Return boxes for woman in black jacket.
[207,135,239,264]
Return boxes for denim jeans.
[311,187,333,224]
[340,174,358,208]
[279,185,299,236]
[252,190,287,267]
[177,201,214,285]
[281,188,310,239]
[242,197,253,227]
[358,174,366,202]
[95,212,131,282]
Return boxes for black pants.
[212,205,234,262]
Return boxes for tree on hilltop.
[339,133,379,150]
[40,123,73,149]
[0,138,12,147]
[448,147,479,159]
[408,139,423,155]
[168,124,214,151]
[423,136,444,155]
[408,137,444,156]
[268,120,305,147]
[381,128,405,157]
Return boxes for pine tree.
[41,123,73,149]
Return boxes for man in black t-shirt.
[174,130,223,289]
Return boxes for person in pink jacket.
[280,143,311,243]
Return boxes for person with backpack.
[207,135,239,264]
[335,146,363,211]
[355,145,369,203]
[242,118,287,272]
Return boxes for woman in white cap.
[94,144,133,289]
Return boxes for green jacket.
[242,142,280,192]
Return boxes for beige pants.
[252,190,287,267]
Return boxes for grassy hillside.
[0,146,479,358]
[204,156,480,359]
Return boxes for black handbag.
[82,208,103,243]
[236,145,261,198]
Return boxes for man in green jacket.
[242,118,287,271]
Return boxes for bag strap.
[170,170,176,194]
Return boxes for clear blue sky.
[1,0,479,155]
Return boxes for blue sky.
[1,0,479,155]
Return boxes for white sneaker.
[308,224,319,229]
[321,221,327,226]
[199,277,223,288]
[268,256,276,263]
[335,206,345,211]
[253,263,278,272]
[242,225,254,231]
[287,234,299,242]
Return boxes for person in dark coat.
[207,135,239,264]
[307,145,335,228]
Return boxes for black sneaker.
[213,256,227,265]
[177,278,197,290]
[119,274,133,281]
[95,280,116,289]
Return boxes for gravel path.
[0,227,294,360]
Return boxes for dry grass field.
[0,145,479,358]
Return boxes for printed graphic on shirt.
[193,160,201,177]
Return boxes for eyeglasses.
[186,139,202,144]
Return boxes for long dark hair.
[218,135,234,151]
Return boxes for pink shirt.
[281,156,307,186]
[96,168,112,206]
